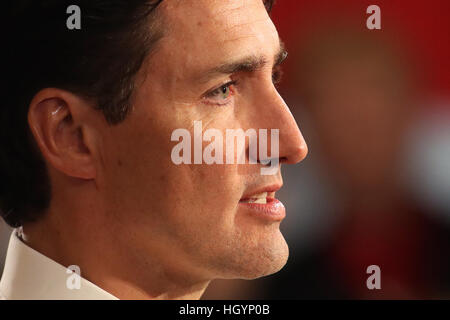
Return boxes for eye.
[203,81,237,106]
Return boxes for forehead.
[156,0,279,71]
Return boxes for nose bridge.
[259,88,308,165]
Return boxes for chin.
[246,236,289,279]
[218,229,290,280]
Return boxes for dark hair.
[0,0,275,227]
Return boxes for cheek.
[164,163,244,235]
[97,116,176,222]
[104,128,244,234]
[102,99,249,234]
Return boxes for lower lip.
[238,198,286,221]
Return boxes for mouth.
[239,185,285,221]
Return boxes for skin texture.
[24,0,307,299]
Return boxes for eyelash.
[203,67,284,106]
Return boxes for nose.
[256,87,308,165]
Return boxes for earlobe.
[27,89,97,180]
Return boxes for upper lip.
[240,184,282,200]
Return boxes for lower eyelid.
[202,95,234,106]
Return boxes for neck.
[21,205,210,300]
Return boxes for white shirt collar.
[0,229,119,300]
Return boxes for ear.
[27,88,98,180]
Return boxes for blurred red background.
[271,0,450,101]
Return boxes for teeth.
[242,192,267,204]
[253,192,268,199]
[252,197,267,204]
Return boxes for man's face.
[96,0,306,280]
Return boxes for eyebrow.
[200,41,287,82]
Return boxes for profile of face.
[30,0,307,284]
[100,0,307,281]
